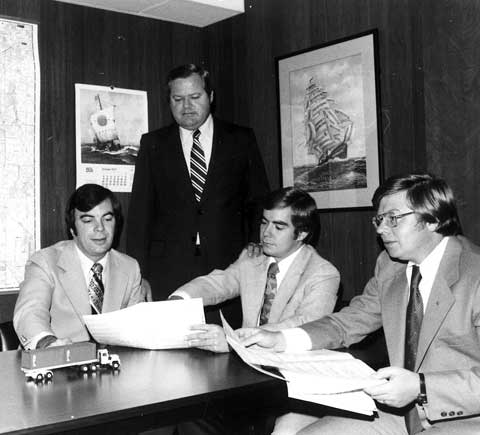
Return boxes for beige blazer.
[174,244,340,330]
[14,240,144,346]
[302,236,480,433]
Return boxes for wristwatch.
[417,372,428,404]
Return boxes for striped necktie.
[89,263,104,314]
[190,129,207,202]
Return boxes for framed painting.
[276,30,381,209]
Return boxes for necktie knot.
[193,129,201,140]
[410,265,422,290]
[92,263,103,275]
[267,262,279,278]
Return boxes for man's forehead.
[74,199,113,216]
[378,190,408,212]
[169,74,205,93]
[263,206,293,223]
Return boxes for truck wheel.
[112,361,120,370]
[36,373,44,382]
[90,363,97,372]
[79,365,89,373]
[45,371,53,381]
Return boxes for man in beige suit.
[170,187,340,353]
[240,174,480,435]
[14,184,145,350]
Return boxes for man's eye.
[104,216,114,222]
[81,218,92,223]
[275,225,284,231]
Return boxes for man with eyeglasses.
[239,173,480,435]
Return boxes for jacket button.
[198,209,204,215]
[441,412,447,417]
[448,411,455,416]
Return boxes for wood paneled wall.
[1,0,480,321]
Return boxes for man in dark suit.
[240,174,480,435]
[127,64,269,302]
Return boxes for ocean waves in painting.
[294,157,366,192]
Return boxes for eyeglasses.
[371,211,415,229]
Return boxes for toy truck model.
[21,342,120,382]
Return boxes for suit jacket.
[126,118,269,300]
[14,240,144,347]
[173,245,340,330]
[301,236,480,432]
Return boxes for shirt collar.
[179,114,213,143]
[407,236,449,281]
[74,242,108,275]
[268,244,304,275]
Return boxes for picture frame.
[276,30,381,209]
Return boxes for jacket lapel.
[415,238,459,370]
[382,266,409,367]
[268,247,311,323]
[57,241,91,321]
[167,125,198,204]
[102,250,127,312]
[242,256,271,327]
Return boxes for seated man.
[240,174,480,435]
[170,186,340,353]
[14,184,145,349]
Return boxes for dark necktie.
[404,265,423,435]
[260,262,280,325]
[89,263,104,315]
[405,265,423,370]
[190,129,206,202]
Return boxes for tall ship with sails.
[304,77,353,166]
[89,94,122,152]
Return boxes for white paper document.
[221,313,382,415]
[84,299,205,349]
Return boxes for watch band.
[417,372,428,404]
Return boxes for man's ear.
[209,90,214,104]
[296,231,308,242]
[426,221,439,232]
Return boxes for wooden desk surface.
[1,346,284,435]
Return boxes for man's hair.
[264,187,319,244]
[65,184,123,243]
[372,173,462,236]
[166,64,212,97]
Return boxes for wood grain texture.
[1,0,480,314]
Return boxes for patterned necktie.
[260,262,280,325]
[404,265,423,370]
[89,263,104,315]
[190,129,207,202]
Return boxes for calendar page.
[75,84,148,192]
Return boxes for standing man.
[14,184,145,349]
[127,64,269,301]
[240,174,480,435]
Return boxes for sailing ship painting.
[80,93,139,166]
[291,56,368,193]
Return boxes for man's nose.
[183,98,193,109]
[94,220,105,232]
[375,219,389,235]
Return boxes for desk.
[1,346,285,435]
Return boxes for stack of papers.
[221,313,384,415]
[83,299,205,349]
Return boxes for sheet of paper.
[221,312,380,415]
[84,299,205,349]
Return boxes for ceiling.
[54,0,244,28]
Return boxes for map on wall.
[0,18,40,291]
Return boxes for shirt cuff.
[24,331,54,350]
[281,328,313,352]
[169,290,191,300]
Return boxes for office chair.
[0,321,20,351]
